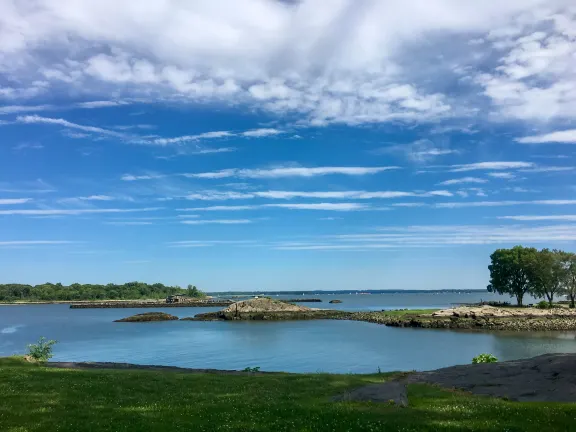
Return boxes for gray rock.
[408,353,576,402]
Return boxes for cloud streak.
[0,207,162,215]
[516,130,576,144]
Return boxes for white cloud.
[436,200,576,208]
[76,100,129,109]
[5,0,570,126]
[179,203,369,212]
[0,207,161,215]
[12,142,43,151]
[0,105,52,115]
[0,240,77,246]
[449,162,533,172]
[488,172,516,179]
[498,215,576,221]
[181,190,452,201]
[103,221,154,225]
[372,139,459,163]
[0,198,32,205]
[240,128,283,137]
[438,177,487,185]
[516,130,576,144]
[184,166,399,179]
[16,115,126,138]
[181,219,253,225]
[59,195,115,203]
[519,166,573,173]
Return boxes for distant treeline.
[0,282,204,302]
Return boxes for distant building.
[166,294,191,304]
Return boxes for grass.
[1,358,575,431]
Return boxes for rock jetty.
[115,312,179,322]
[351,306,576,331]
[71,300,232,309]
[189,298,349,321]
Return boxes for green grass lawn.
[1,357,575,432]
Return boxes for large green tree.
[531,249,566,305]
[487,246,538,306]
[559,252,576,308]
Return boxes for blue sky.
[1,0,575,291]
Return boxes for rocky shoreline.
[350,313,576,331]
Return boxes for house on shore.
[166,294,192,304]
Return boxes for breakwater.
[70,301,233,309]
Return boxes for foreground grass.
[1,358,575,432]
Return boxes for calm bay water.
[1,292,574,373]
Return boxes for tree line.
[0,282,204,302]
[488,246,576,307]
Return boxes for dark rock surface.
[114,312,179,322]
[329,300,343,304]
[335,354,576,405]
[408,353,576,402]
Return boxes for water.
[1,292,574,373]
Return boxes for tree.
[531,249,566,306]
[487,246,538,306]
[187,284,202,298]
[559,252,576,308]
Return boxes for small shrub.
[536,300,552,309]
[27,337,57,362]
[243,366,261,373]
[472,353,498,364]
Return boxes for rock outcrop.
[432,305,576,318]
[329,300,343,304]
[189,298,350,321]
[114,312,179,322]
[334,353,576,405]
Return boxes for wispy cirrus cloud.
[179,203,370,212]
[0,105,53,115]
[438,177,487,185]
[76,100,129,109]
[181,190,453,201]
[146,128,282,146]
[0,198,32,205]
[16,115,126,138]
[448,162,533,172]
[0,240,77,246]
[516,130,576,144]
[488,172,516,179]
[498,215,576,221]
[181,219,253,225]
[123,166,399,181]
[274,223,576,251]
[435,200,576,209]
[0,207,161,215]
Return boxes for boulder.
[114,312,179,322]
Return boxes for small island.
[188,298,349,321]
[115,312,179,322]
[329,300,343,304]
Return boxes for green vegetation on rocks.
[114,312,179,322]
[1,357,575,432]
[0,281,205,302]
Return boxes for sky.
[0,0,575,291]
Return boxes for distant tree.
[487,246,538,306]
[531,249,566,306]
[187,284,202,298]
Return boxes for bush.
[536,300,552,309]
[243,366,261,372]
[472,353,498,364]
[27,337,57,362]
